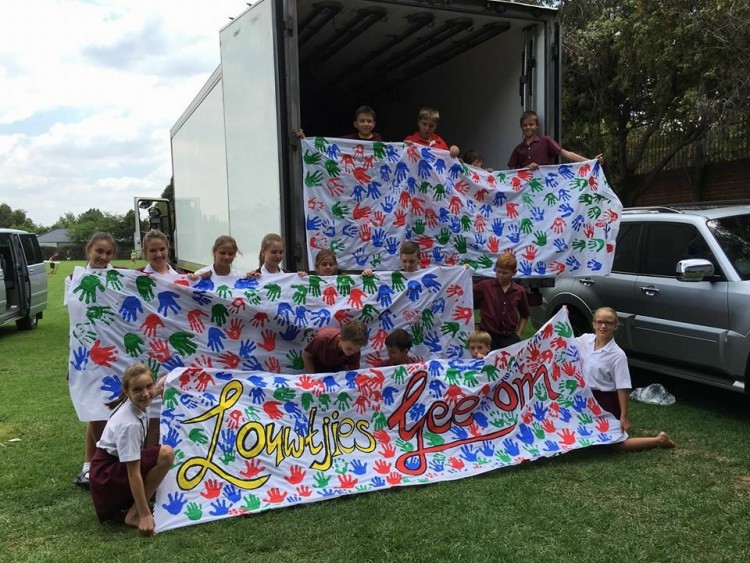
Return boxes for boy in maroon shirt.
[302,320,368,373]
[404,107,460,157]
[473,254,530,350]
[507,110,602,170]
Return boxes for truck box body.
[169,0,560,272]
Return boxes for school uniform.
[576,333,631,419]
[304,327,361,373]
[507,135,562,169]
[342,132,383,141]
[473,279,530,350]
[404,132,449,151]
[193,264,243,287]
[89,400,161,522]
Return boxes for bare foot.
[123,508,139,528]
[658,431,676,448]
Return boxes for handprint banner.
[153,307,625,533]
[66,266,473,421]
[302,138,622,277]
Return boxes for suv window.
[709,214,750,280]
[644,223,720,278]
[612,223,640,274]
[20,235,43,265]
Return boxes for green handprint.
[307,275,322,297]
[360,304,378,323]
[391,271,405,292]
[532,422,545,440]
[522,192,534,206]
[520,218,533,234]
[287,349,304,371]
[135,275,156,302]
[411,322,424,345]
[241,494,261,511]
[169,331,197,355]
[336,274,354,296]
[305,170,324,188]
[554,321,573,337]
[86,305,115,325]
[318,393,331,411]
[477,255,494,269]
[329,239,344,253]
[73,322,97,345]
[313,472,331,488]
[395,438,414,452]
[460,215,472,232]
[393,366,407,384]
[171,449,185,469]
[573,178,588,191]
[481,364,499,381]
[461,258,478,270]
[476,457,490,466]
[185,502,203,521]
[291,284,308,304]
[413,219,426,235]
[324,159,340,177]
[216,285,231,299]
[105,269,124,290]
[372,411,387,430]
[424,431,445,447]
[361,273,378,294]
[301,392,314,410]
[124,332,145,357]
[421,309,434,329]
[355,484,371,492]
[433,183,446,201]
[220,449,235,466]
[463,371,478,386]
[496,172,506,183]
[189,428,209,445]
[535,384,548,401]
[577,412,593,425]
[264,284,281,301]
[303,149,321,165]
[588,239,605,251]
[588,206,602,220]
[332,202,349,218]
[558,396,574,408]
[274,387,296,402]
[458,331,470,348]
[441,321,460,337]
[563,379,578,393]
[544,192,558,206]
[580,438,594,447]
[244,405,260,421]
[529,178,544,193]
[163,387,180,408]
[147,358,160,379]
[445,367,459,385]
[418,181,429,194]
[334,458,348,474]
[373,142,386,158]
[244,289,262,305]
[495,450,511,463]
[211,303,229,326]
[436,228,451,245]
[314,136,328,152]
[335,392,351,409]
[533,231,547,246]
[73,274,105,304]
[572,239,586,251]
[454,235,467,254]
[524,445,540,456]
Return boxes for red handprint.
[452,306,474,326]
[399,191,411,208]
[229,297,246,314]
[338,474,358,489]
[196,371,214,392]
[354,395,369,413]
[359,223,372,242]
[486,174,497,188]
[263,400,284,419]
[251,312,269,327]
[362,155,375,169]
[386,472,403,485]
[240,459,265,478]
[307,196,324,211]
[605,209,619,223]
[190,354,213,369]
[550,336,567,350]
[258,329,276,352]
[448,196,463,214]
[334,309,354,326]
[227,409,245,430]
[353,167,371,184]
[522,410,534,425]
[411,197,425,216]
[587,398,603,416]
[549,261,566,274]
[322,286,339,306]
[200,479,223,499]
[140,313,164,337]
[444,385,465,404]
[297,375,317,390]
[297,485,312,497]
[264,487,287,504]
[148,338,171,363]
[419,253,431,269]
[424,209,438,228]
[265,357,281,373]
[371,210,386,227]
[326,177,345,197]
[551,363,561,381]
[284,465,306,485]
[521,245,537,260]
[353,203,371,220]
[542,419,556,433]
[347,288,366,309]
[90,340,116,367]
[578,163,591,176]
[506,202,519,219]
[414,235,433,250]
[558,428,576,446]
[380,443,396,458]
[475,188,488,202]
[310,235,328,249]
[374,459,392,474]
[474,215,486,233]
[341,153,355,171]
[394,208,406,226]
[541,323,554,339]
[446,284,464,298]
[187,309,208,333]
[595,417,609,432]
[584,223,595,239]
[552,217,566,234]
[369,369,385,388]
[511,177,523,191]
[517,168,533,181]
[448,457,465,470]
[225,318,244,340]
[471,170,480,183]
[371,328,388,350]
[373,429,390,444]
[365,352,384,367]
[454,180,470,195]
[405,144,420,162]
[469,423,483,437]
[218,351,240,369]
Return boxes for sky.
[0,0,254,228]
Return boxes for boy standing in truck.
[404,107,460,157]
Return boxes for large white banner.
[66,266,474,421]
[153,307,625,532]
[302,138,622,277]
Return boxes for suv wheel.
[16,313,39,331]
[567,308,591,337]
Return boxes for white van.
[0,229,48,330]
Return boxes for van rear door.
[16,233,48,318]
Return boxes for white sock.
[82,462,91,472]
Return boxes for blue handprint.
[429,458,445,472]
[559,164,574,179]
[424,332,442,353]
[519,260,533,276]
[534,262,547,275]
[503,438,520,456]
[345,371,357,389]
[432,247,445,263]
[559,407,572,422]
[448,216,462,234]
[427,360,442,377]
[379,165,391,182]
[395,162,409,182]
[379,309,394,330]
[386,144,399,163]
[532,402,547,421]
[157,291,181,317]
[460,445,478,462]
[353,248,368,267]
[451,425,468,440]
[428,379,446,399]
[350,459,368,476]
[325,143,340,159]
[507,224,521,244]
[448,162,462,179]
[342,223,358,238]
[409,403,426,422]
[367,181,381,199]
[587,259,603,271]
[407,280,422,302]
[250,388,266,404]
[207,327,227,352]
[371,476,386,488]
[543,440,560,452]
[406,177,417,194]
[385,237,399,255]
[530,206,545,222]
[572,214,585,231]
[545,173,559,188]
[248,375,267,388]
[192,289,212,305]
[435,158,446,173]
[572,395,587,412]
[517,424,535,445]
[163,427,182,448]
[306,215,321,231]
[294,305,309,327]
[372,228,386,247]
[119,296,143,322]
[479,441,495,457]
[473,412,489,427]
[322,375,339,392]
[577,425,593,437]
[418,160,433,179]
[558,187,571,201]
[239,339,256,358]
[162,356,184,371]
[193,278,214,291]
[352,184,365,203]
[559,202,575,217]
[223,484,242,504]
[234,277,258,290]
[321,219,336,238]
[276,302,293,325]
[565,256,581,271]
[554,238,569,252]
[310,309,331,328]
[382,386,398,405]
[162,492,188,515]
[281,325,300,341]
[422,273,441,293]
[210,499,230,516]
[376,284,394,307]
[70,346,89,371]
[179,393,198,408]
[493,191,507,206]
[100,375,122,401]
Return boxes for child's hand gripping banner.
[152,307,625,533]
[66,266,474,421]
[302,138,623,277]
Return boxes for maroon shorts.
[89,446,161,522]
[592,390,621,420]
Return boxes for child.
[68,232,119,488]
[188,235,243,285]
[473,254,530,350]
[296,105,382,141]
[399,241,421,273]
[468,330,492,359]
[404,107,460,158]
[314,249,339,276]
[139,230,180,279]
[463,150,485,168]
[577,307,675,452]
[130,249,137,264]
[507,110,603,170]
[383,329,413,366]
[48,251,59,275]
[257,233,286,275]
[302,320,367,373]
[89,364,174,535]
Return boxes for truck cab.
[0,229,48,330]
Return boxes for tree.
[559,0,750,205]
[0,203,39,232]
[66,208,134,245]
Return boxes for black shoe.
[73,470,90,488]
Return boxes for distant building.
[37,228,72,248]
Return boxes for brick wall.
[632,158,750,206]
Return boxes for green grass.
[1,261,749,562]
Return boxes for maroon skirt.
[89,446,161,522]
[592,390,621,420]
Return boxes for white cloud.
[0,0,253,226]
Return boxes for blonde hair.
[418,107,440,124]
[314,249,338,273]
[400,241,420,257]
[468,330,492,348]
[341,320,367,346]
[259,233,283,267]
[105,363,152,410]
[593,306,619,327]
[496,253,517,272]
[86,232,116,254]
[142,229,169,250]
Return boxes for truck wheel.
[567,309,591,337]
[16,313,39,331]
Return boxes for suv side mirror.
[676,259,714,282]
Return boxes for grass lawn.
[1,261,749,562]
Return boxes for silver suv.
[531,203,750,395]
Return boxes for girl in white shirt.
[89,363,174,535]
[188,235,245,286]
[577,307,675,451]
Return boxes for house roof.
[37,228,72,244]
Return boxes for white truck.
[136,0,561,275]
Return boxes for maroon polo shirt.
[342,132,383,141]
[404,132,449,150]
[474,279,530,335]
[304,327,361,373]
[507,135,562,169]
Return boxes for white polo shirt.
[576,333,632,392]
[96,400,148,463]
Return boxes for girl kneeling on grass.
[89,364,174,536]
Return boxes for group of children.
[298,105,602,171]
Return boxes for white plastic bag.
[630,384,675,405]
